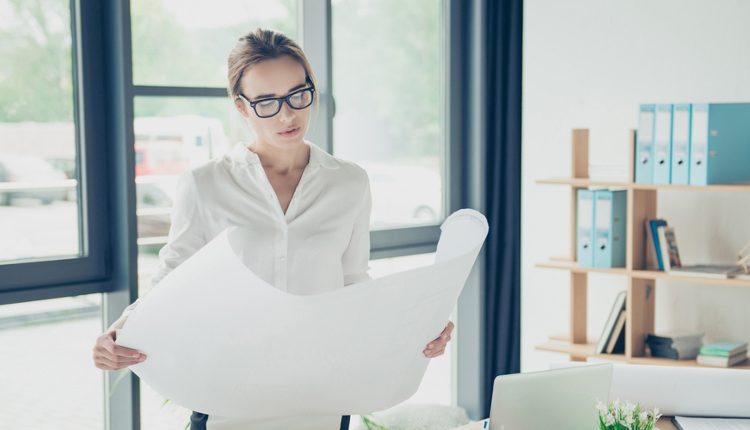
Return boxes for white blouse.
[122,141,372,430]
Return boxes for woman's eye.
[257,100,276,108]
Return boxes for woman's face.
[235,56,312,150]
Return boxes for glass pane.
[0,294,103,427]
[332,0,445,230]
[134,96,250,427]
[0,0,82,262]
[131,0,299,87]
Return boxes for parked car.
[360,162,443,228]
[135,178,175,240]
[0,156,70,205]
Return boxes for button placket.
[276,226,288,290]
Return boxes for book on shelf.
[697,352,748,367]
[697,341,748,368]
[657,226,681,271]
[596,291,627,354]
[605,309,626,354]
[670,264,745,279]
[645,219,668,270]
[700,341,748,357]
[646,331,703,360]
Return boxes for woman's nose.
[278,101,296,122]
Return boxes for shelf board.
[536,260,629,276]
[535,340,628,362]
[535,340,750,370]
[536,177,750,192]
[632,182,750,192]
[535,177,630,188]
[632,270,750,288]
[536,262,750,287]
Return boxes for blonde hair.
[227,28,317,102]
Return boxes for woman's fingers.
[112,344,146,360]
[100,332,144,358]
[442,321,455,336]
[94,354,142,371]
[93,330,147,371]
[94,348,144,366]
[423,321,455,355]
[425,347,446,358]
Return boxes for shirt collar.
[228,141,339,170]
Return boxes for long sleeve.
[109,170,207,330]
[341,174,372,286]
[150,170,207,287]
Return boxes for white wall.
[522,0,750,371]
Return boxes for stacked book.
[646,332,703,360]
[697,341,749,367]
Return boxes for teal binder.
[635,105,656,183]
[576,189,595,267]
[670,104,691,184]
[653,104,673,184]
[689,103,750,185]
[593,190,627,268]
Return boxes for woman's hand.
[423,321,454,358]
[92,329,147,371]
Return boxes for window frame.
[0,0,112,304]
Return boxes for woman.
[92,28,454,430]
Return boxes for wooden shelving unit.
[534,128,750,370]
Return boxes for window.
[0,0,81,262]
[0,0,109,306]
[0,294,103,427]
[131,0,298,88]
[1,1,461,428]
[332,0,446,230]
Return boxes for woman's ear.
[234,98,249,119]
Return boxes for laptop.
[488,363,613,430]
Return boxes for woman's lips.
[278,126,300,137]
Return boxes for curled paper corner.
[440,208,489,232]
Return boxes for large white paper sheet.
[610,364,750,418]
[117,209,488,419]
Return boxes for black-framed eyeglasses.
[237,84,316,119]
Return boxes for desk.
[453,416,678,429]
[658,417,677,430]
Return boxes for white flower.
[639,411,649,425]
[605,413,615,426]
[596,400,607,413]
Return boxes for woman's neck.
[249,139,310,174]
